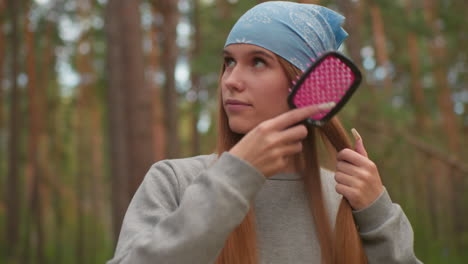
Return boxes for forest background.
[1,0,467,263]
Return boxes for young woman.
[108,2,421,263]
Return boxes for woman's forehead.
[223,44,276,58]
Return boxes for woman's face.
[221,44,291,134]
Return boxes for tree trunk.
[106,0,155,243]
[337,0,377,125]
[423,0,460,154]
[74,50,93,264]
[106,0,130,243]
[76,1,93,262]
[369,3,392,93]
[0,0,6,136]
[6,0,21,260]
[407,34,431,129]
[423,0,462,248]
[190,0,201,156]
[76,0,107,262]
[122,0,155,198]
[216,0,231,18]
[403,0,431,131]
[149,3,166,161]
[159,0,180,158]
[37,18,64,264]
[89,103,106,263]
[401,9,440,241]
[24,1,46,262]
[336,0,364,69]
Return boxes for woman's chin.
[228,120,254,135]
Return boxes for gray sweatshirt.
[107,152,422,264]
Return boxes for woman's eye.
[224,57,236,68]
[253,57,266,68]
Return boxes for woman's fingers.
[337,148,369,167]
[269,103,335,130]
[334,171,361,189]
[280,141,303,156]
[351,128,368,158]
[333,129,384,210]
[335,183,363,208]
[229,103,336,178]
[336,160,363,178]
[276,124,308,144]
[264,142,302,172]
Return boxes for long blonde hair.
[214,55,367,264]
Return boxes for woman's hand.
[229,103,335,178]
[334,128,384,211]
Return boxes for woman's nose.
[224,66,246,92]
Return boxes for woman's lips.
[225,99,252,112]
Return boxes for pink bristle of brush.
[292,54,356,121]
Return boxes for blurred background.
[0,0,467,263]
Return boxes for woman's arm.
[334,129,422,263]
[353,189,422,264]
[107,152,265,264]
[108,105,331,264]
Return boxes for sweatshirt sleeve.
[107,152,266,264]
[352,188,423,264]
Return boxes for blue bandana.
[224,1,348,72]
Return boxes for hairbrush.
[287,51,362,126]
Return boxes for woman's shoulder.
[149,153,218,187]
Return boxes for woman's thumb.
[351,128,368,158]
